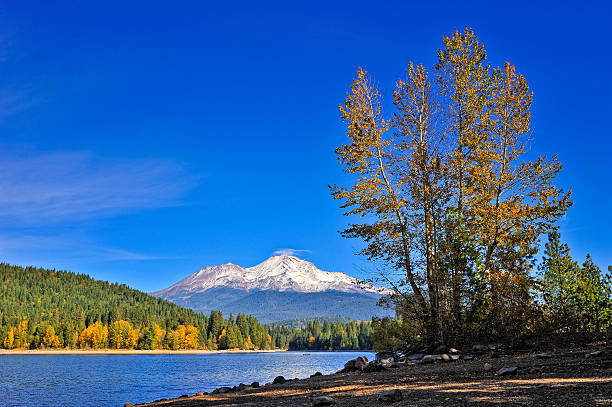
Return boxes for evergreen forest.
[0,263,372,351]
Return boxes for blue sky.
[0,1,610,292]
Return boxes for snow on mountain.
[152,255,386,297]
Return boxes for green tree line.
[0,263,372,350]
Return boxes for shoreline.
[137,346,612,406]
[0,348,287,355]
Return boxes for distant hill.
[152,255,394,323]
[0,263,374,351]
[0,263,209,335]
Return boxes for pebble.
[497,366,518,376]
[377,389,403,402]
[312,395,337,406]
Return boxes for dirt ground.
[136,347,611,406]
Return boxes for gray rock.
[483,362,492,371]
[463,355,474,361]
[450,354,461,361]
[377,389,403,402]
[497,366,518,376]
[272,376,287,384]
[536,352,552,359]
[364,360,387,373]
[472,344,488,353]
[420,354,441,364]
[312,396,337,406]
[375,351,396,362]
[391,361,406,368]
[407,353,425,361]
[343,356,369,372]
[585,350,603,358]
[380,358,393,368]
[212,387,232,394]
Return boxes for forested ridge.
[0,263,372,351]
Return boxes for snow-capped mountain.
[153,255,384,297]
[152,255,393,323]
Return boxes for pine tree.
[539,231,580,332]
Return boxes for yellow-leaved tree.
[333,27,572,347]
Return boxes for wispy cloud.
[273,248,311,256]
[0,150,197,224]
[0,234,176,264]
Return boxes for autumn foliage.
[333,27,609,349]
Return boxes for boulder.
[585,350,603,358]
[377,389,403,403]
[463,355,474,361]
[448,347,460,354]
[375,351,396,362]
[179,394,189,398]
[391,361,407,368]
[343,356,369,372]
[195,392,204,396]
[450,354,461,361]
[272,376,287,384]
[380,358,393,368]
[310,372,323,378]
[250,381,260,388]
[212,387,232,394]
[497,366,518,376]
[312,396,337,406]
[536,352,552,359]
[440,354,451,362]
[124,403,132,407]
[364,360,387,373]
[407,353,425,361]
[420,354,442,364]
[483,362,492,371]
[472,344,488,353]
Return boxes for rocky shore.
[131,345,611,406]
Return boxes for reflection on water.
[0,351,374,406]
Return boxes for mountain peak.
[152,255,387,297]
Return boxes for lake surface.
[0,351,374,406]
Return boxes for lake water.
[0,351,374,406]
